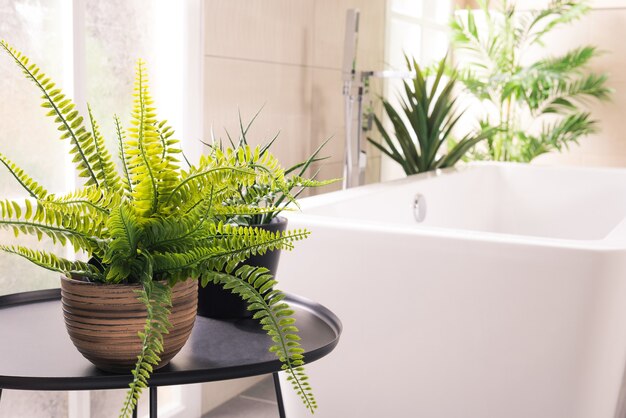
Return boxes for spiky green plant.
[451,0,611,162]
[0,41,317,417]
[206,109,337,226]
[368,55,493,175]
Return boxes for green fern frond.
[87,105,123,193]
[206,225,309,261]
[115,115,134,195]
[143,194,214,253]
[199,145,282,185]
[43,185,114,213]
[211,204,284,219]
[103,205,143,283]
[153,120,182,211]
[0,198,103,251]
[127,60,161,216]
[0,41,100,186]
[204,266,317,413]
[203,133,334,224]
[0,245,103,280]
[0,152,48,199]
[153,226,309,281]
[286,176,336,189]
[120,274,172,418]
[164,165,257,214]
[31,189,107,240]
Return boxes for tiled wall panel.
[204,0,386,191]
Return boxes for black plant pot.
[197,216,288,319]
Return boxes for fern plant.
[451,0,611,162]
[206,110,336,226]
[368,55,493,175]
[0,41,317,417]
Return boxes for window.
[0,1,203,417]
[381,0,453,180]
[0,0,202,297]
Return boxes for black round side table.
[0,289,341,418]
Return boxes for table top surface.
[0,289,341,391]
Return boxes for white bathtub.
[277,163,626,418]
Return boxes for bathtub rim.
[289,162,626,251]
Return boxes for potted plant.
[198,114,336,318]
[368,55,494,175]
[0,41,316,417]
[450,0,611,162]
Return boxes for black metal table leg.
[132,406,137,418]
[150,386,158,418]
[273,372,286,418]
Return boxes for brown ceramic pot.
[60,276,197,373]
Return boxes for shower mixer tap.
[342,9,414,189]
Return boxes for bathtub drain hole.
[413,193,426,222]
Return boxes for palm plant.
[0,41,316,417]
[451,0,611,162]
[368,55,493,175]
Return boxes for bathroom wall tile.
[533,152,584,166]
[587,83,626,148]
[204,56,312,168]
[366,156,381,184]
[455,0,473,7]
[586,9,626,84]
[535,9,626,84]
[509,6,626,86]
[351,0,387,73]
[310,68,345,164]
[581,153,626,167]
[204,0,314,66]
[312,0,387,71]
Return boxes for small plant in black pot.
[198,114,336,319]
[368,55,494,175]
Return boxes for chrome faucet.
[342,9,415,189]
[342,9,364,189]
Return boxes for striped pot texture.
[60,276,197,373]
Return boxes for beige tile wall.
[203,0,387,193]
